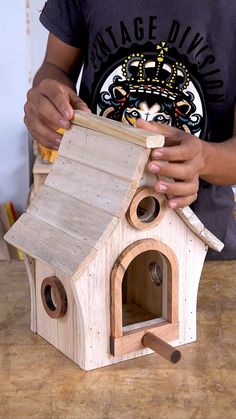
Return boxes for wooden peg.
[142,332,181,364]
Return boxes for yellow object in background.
[37,128,65,163]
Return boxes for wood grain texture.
[71,202,207,370]
[110,239,178,356]
[142,332,181,363]
[6,120,152,277]
[1,259,236,418]
[139,172,224,251]
[72,110,165,148]
[32,156,53,196]
[45,156,139,218]
[5,213,96,277]
[23,254,37,332]
[111,239,178,338]
[35,260,84,365]
[59,124,150,181]
[27,185,119,250]
[176,206,224,252]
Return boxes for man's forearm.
[201,137,236,185]
[33,62,76,91]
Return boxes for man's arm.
[200,135,236,185]
[24,33,90,149]
[137,110,236,209]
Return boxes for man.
[24,0,236,259]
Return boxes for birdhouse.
[5,111,224,370]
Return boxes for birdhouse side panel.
[35,260,84,365]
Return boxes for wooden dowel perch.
[142,332,181,364]
[72,110,165,149]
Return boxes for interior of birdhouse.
[122,250,168,331]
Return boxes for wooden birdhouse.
[5,111,224,370]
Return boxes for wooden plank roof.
[5,111,223,276]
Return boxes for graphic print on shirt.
[92,42,206,138]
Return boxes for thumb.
[70,92,91,113]
[136,118,176,136]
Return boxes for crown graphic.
[122,42,190,100]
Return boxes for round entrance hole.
[137,196,160,223]
[126,187,166,230]
[41,276,67,319]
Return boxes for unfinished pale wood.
[156,174,224,252]
[35,260,82,364]
[6,120,153,278]
[23,253,37,332]
[59,125,151,181]
[33,156,53,175]
[33,173,48,195]
[110,239,179,355]
[123,303,157,326]
[28,186,119,250]
[45,156,139,218]
[126,186,166,230]
[142,332,181,363]
[72,205,207,370]
[111,322,179,356]
[5,213,96,277]
[4,112,224,371]
[73,110,165,149]
[124,249,164,322]
[176,206,224,252]
[33,156,53,196]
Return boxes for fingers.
[72,96,92,113]
[148,155,201,208]
[25,90,70,130]
[151,136,203,163]
[148,159,200,181]
[139,118,204,208]
[136,118,178,137]
[39,79,74,119]
[167,193,198,208]
[24,114,62,149]
[24,79,91,147]
[153,176,199,208]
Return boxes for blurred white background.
[0,0,47,213]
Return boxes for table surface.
[0,259,236,419]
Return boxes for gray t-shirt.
[40,0,236,259]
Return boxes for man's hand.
[24,79,90,149]
[137,119,205,209]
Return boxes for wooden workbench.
[0,259,235,419]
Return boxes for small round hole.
[149,262,163,286]
[41,276,67,319]
[44,285,57,311]
[137,196,160,223]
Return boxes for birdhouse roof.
[5,111,223,276]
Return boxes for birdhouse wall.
[33,259,84,365]
[72,204,207,370]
